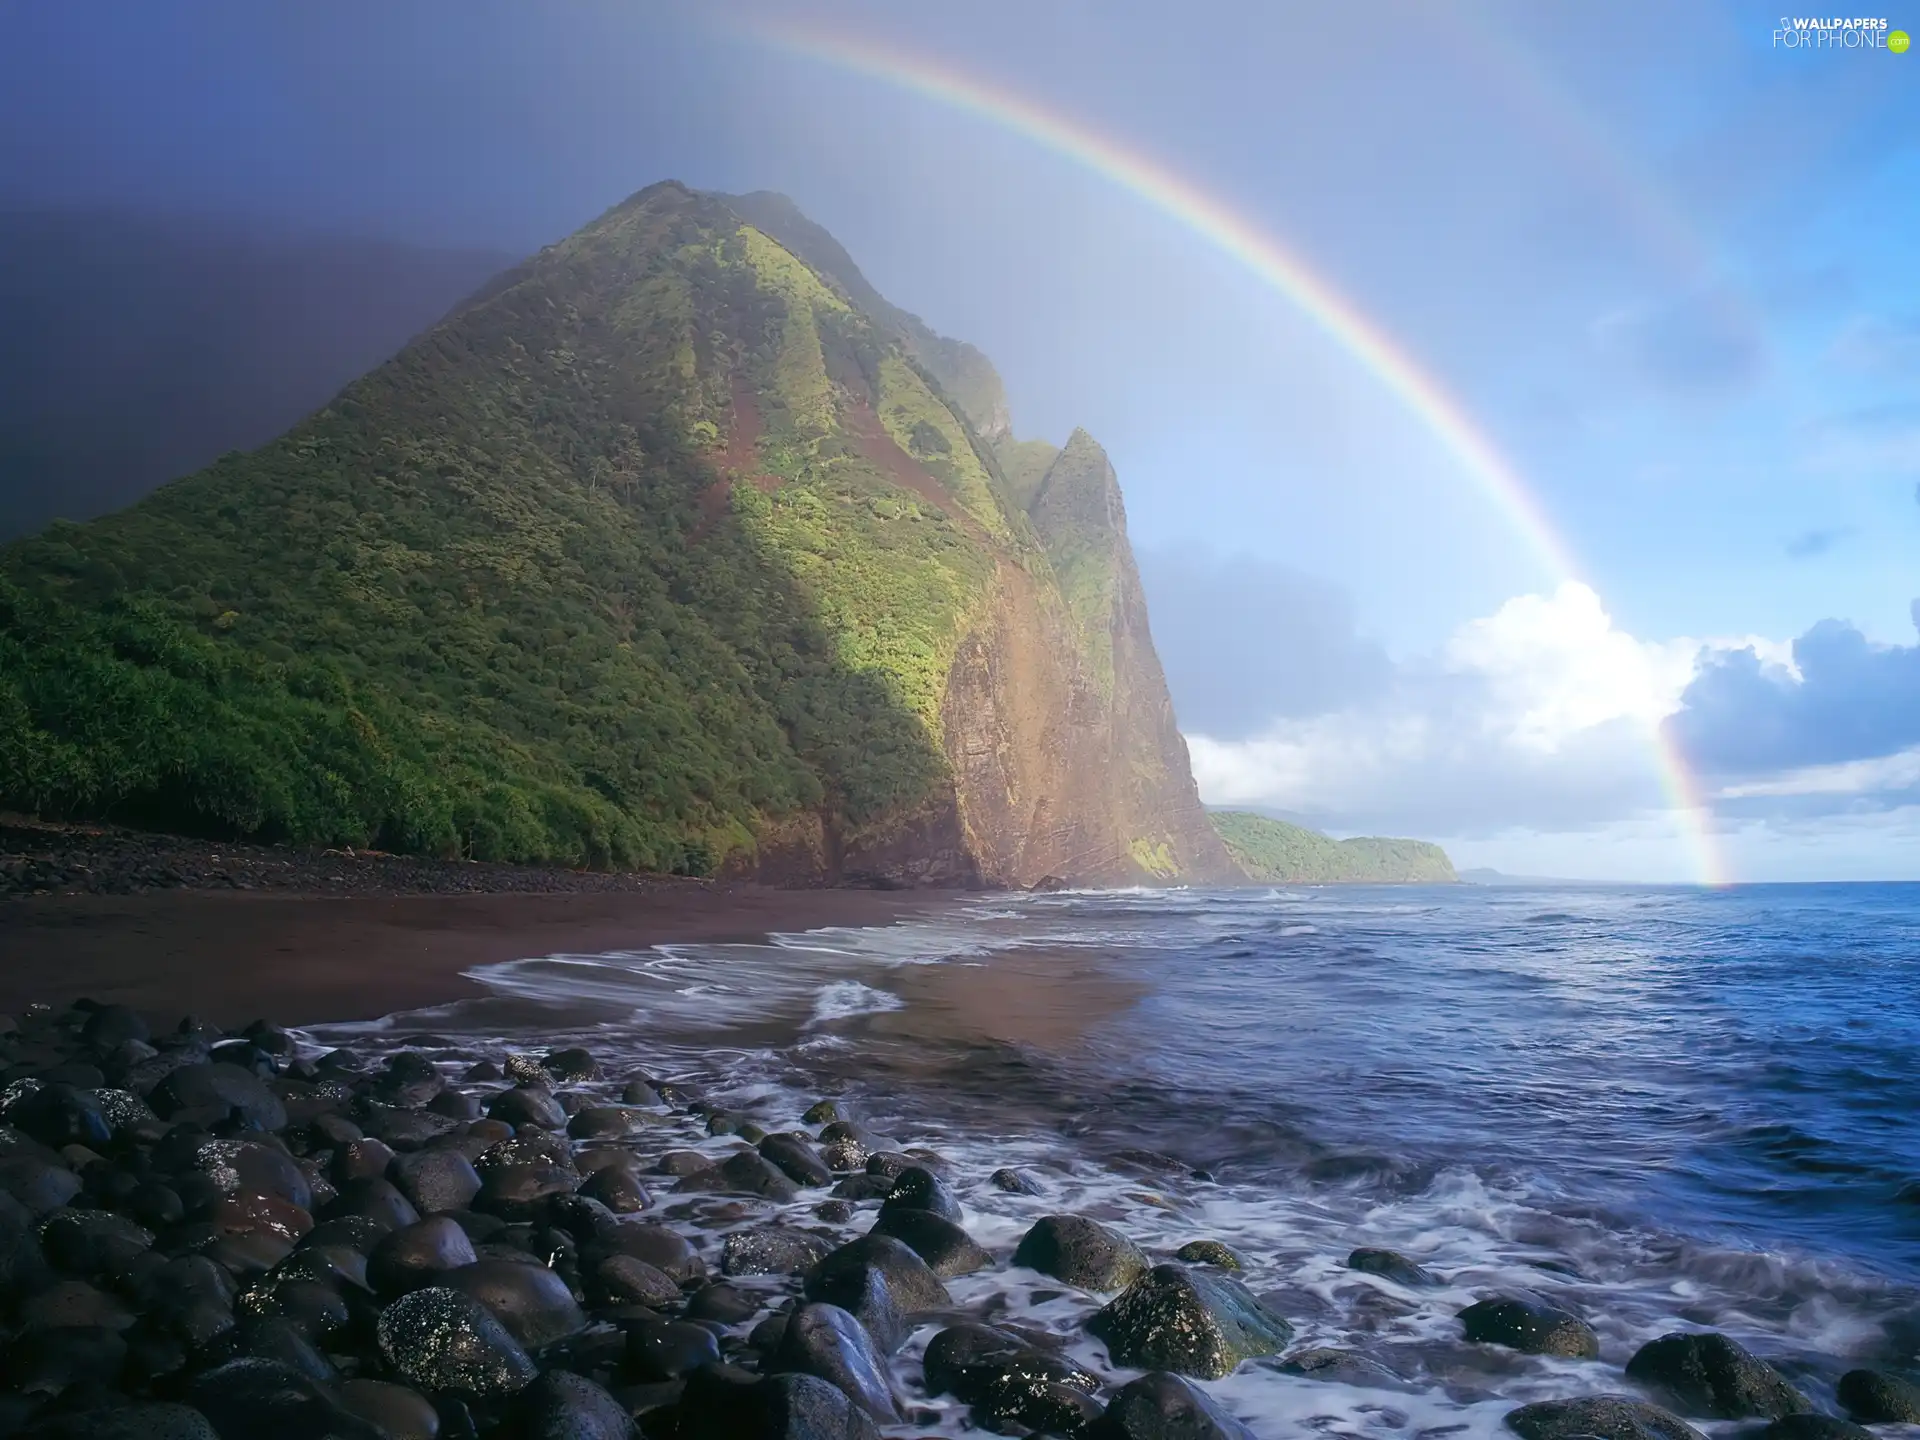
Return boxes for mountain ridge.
[0,181,1237,888]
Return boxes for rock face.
[1088,1265,1294,1380]
[0,181,1236,889]
[1624,1331,1811,1419]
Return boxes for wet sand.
[0,884,950,1026]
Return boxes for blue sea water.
[319,882,1920,1436]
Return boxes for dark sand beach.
[0,884,944,1026]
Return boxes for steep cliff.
[0,182,1235,887]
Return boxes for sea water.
[310,883,1920,1436]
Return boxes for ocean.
[312,882,1920,1436]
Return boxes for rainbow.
[737,23,1732,886]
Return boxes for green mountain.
[1209,811,1457,884]
[0,182,1237,887]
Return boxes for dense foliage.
[1210,810,1457,884]
[0,184,1028,871]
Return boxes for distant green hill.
[1210,811,1457,884]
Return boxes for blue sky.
[2,0,1917,880]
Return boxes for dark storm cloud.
[1135,546,1391,740]
[1670,616,1920,778]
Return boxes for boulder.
[1760,1419,1875,1440]
[724,1227,833,1278]
[368,1216,478,1295]
[518,1369,633,1439]
[393,1150,482,1215]
[1348,1247,1437,1286]
[1014,1214,1148,1291]
[578,1164,649,1214]
[675,1150,799,1201]
[807,1233,950,1315]
[761,1133,834,1187]
[1460,1295,1599,1359]
[187,1358,384,1440]
[19,1402,220,1440]
[924,1322,1103,1435]
[1089,1264,1294,1380]
[486,1086,566,1130]
[679,1368,882,1440]
[1175,1240,1244,1271]
[1083,1371,1257,1440]
[1624,1331,1811,1419]
[991,1167,1044,1196]
[625,1317,723,1382]
[443,1257,588,1349]
[1506,1395,1708,1440]
[376,1286,538,1397]
[868,1207,991,1277]
[149,1064,286,1131]
[336,1379,442,1440]
[592,1219,705,1283]
[877,1166,961,1223]
[771,1302,901,1420]
[1838,1368,1920,1423]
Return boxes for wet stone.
[1761,1418,1876,1440]
[394,1149,483,1215]
[579,1164,649,1214]
[1274,1346,1406,1389]
[770,1302,901,1421]
[807,1232,951,1315]
[875,1163,958,1219]
[595,1253,683,1307]
[1083,1370,1257,1440]
[686,1280,764,1324]
[1348,1246,1438,1286]
[188,1357,382,1439]
[369,1215,479,1295]
[1176,1240,1245,1271]
[1838,1368,1920,1422]
[925,1322,1102,1435]
[1089,1264,1295,1380]
[486,1086,567,1130]
[991,1166,1045,1196]
[868,1207,992,1277]
[1014,1214,1149,1292]
[1624,1331,1811,1419]
[1460,1295,1601,1359]
[337,1378,443,1440]
[518,1368,632,1440]
[724,1226,834,1277]
[626,1317,723,1382]
[761,1133,834,1187]
[443,1256,588,1349]
[1506,1395,1708,1440]
[376,1285,539,1397]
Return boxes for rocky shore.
[0,996,1913,1440]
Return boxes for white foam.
[806,980,905,1027]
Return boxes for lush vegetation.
[0,183,1040,871]
[1210,811,1457,884]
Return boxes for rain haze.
[4,0,1916,881]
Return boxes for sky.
[1,0,1917,881]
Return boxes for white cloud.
[1187,582,1789,839]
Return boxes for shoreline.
[0,884,955,1026]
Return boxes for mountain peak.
[0,186,1235,887]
